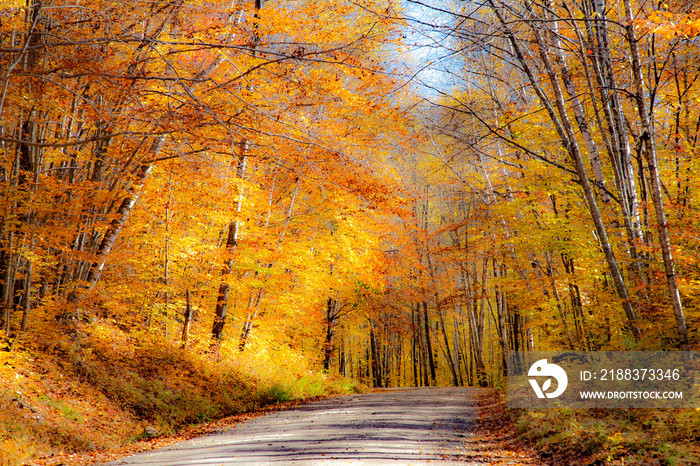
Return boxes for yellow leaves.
[0,0,414,388]
[0,0,22,8]
[0,345,24,379]
[639,10,700,39]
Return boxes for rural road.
[105,387,524,465]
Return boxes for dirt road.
[106,387,537,465]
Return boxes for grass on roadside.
[0,321,363,466]
[473,389,700,465]
[515,405,700,465]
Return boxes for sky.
[394,0,462,97]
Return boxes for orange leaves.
[639,10,700,39]
[0,0,418,460]
[0,0,420,407]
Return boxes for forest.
[1,0,699,464]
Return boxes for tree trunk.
[417,303,429,386]
[211,0,261,340]
[546,5,609,204]
[78,136,166,301]
[180,289,192,348]
[487,0,641,339]
[623,0,689,351]
[212,142,248,340]
[369,326,382,388]
[411,305,419,387]
[20,237,33,334]
[323,297,338,371]
[437,298,459,386]
[576,0,647,285]
[238,287,261,350]
[237,177,299,348]
[422,301,436,385]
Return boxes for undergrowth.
[0,321,362,466]
[515,407,700,465]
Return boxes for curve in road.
[106,387,514,465]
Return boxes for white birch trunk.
[622,0,689,351]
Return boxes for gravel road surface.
[106,387,494,465]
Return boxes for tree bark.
[82,137,166,294]
[437,297,459,386]
[212,142,248,340]
[622,0,689,351]
[422,301,437,385]
[411,305,419,387]
[323,297,338,371]
[487,0,641,339]
[370,326,382,388]
[181,289,192,348]
[493,258,509,379]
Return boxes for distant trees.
[322,0,699,387]
[3,0,697,389]
[440,0,694,354]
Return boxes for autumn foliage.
[1,0,700,464]
[0,0,408,463]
